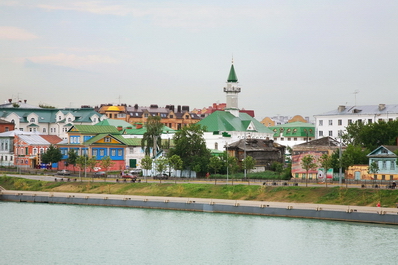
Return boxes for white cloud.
[19,53,119,68]
[0,26,38,40]
[38,1,132,16]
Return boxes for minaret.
[223,60,241,117]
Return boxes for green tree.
[318,153,332,186]
[242,155,256,175]
[141,155,153,178]
[343,120,398,150]
[141,115,163,157]
[75,155,88,181]
[99,156,114,180]
[154,156,168,175]
[368,161,379,180]
[168,124,211,175]
[226,155,239,175]
[301,154,318,187]
[209,156,223,174]
[86,156,98,179]
[41,145,63,169]
[271,162,284,176]
[341,145,370,170]
[66,149,78,172]
[168,154,183,177]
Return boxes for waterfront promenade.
[2,189,398,225]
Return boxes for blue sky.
[1,1,397,119]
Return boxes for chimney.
[338,105,345,112]
[8,99,12,103]
[379,104,386,111]
[136,123,143,129]
[177,105,181,113]
[134,104,138,109]
[117,126,123,131]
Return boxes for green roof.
[227,64,238,82]
[269,122,315,137]
[197,111,273,134]
[70,125,122,135]
[95,119,133,128]
[123,125,176,135]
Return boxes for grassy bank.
[1,176,398,207]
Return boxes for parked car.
[154,173,169,180]
[94,171,106,177]
[57,170,71,175]
[122,173,137,180]
[129,169,142,175]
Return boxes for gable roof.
[40,135,64,144]
[69,125,121,134]
[197,111,273,134]
[294,136,340,147]
[368,145,398,157]
[95,119,133,128]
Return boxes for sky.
[1,1,398,120]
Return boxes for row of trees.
[40,146,114,179]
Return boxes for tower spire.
[223,60,241,117]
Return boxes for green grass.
[1,176,398,207]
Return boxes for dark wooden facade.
[228,138,286,170]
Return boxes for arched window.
[30,118,35,123]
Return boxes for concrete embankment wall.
[1,191,398,225]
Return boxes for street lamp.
[226,141,229,185]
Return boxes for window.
[348,119,352,125]
[169,115,174,118]
[5,127,9,132]
[93,149,98,156]
[368,119,372,124]
[33,148,37,155]
[382,175,385,180]
[391,161,395,170]
[104,137,111,142]
[358,119,362,124]
[68,118,72,122]
[328,120,333,126]
[287,138,291,141]
[319,131,323,137]
[111,149,116,156]
[100,149,104,156]
[294,138,297,141]
[43,128,46,133]
[382,161,387,170]
[215,143,218,150]
[338,120,342,126]
[118,149,122,156]
[185,115,189,119]
[58,116,62,121]
[329,131,333,136]
[281,138,284,141]
[30,118,35,123]
[319,120,323,126]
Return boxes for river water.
[1,202,397,265]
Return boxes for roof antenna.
[353,90,359,106]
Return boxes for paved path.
[2,189,397,216]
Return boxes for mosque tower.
[223,60,241,117]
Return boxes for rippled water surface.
[1,202,398,265]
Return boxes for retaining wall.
[1,191,398,225]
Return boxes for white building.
[314,104,398,139]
